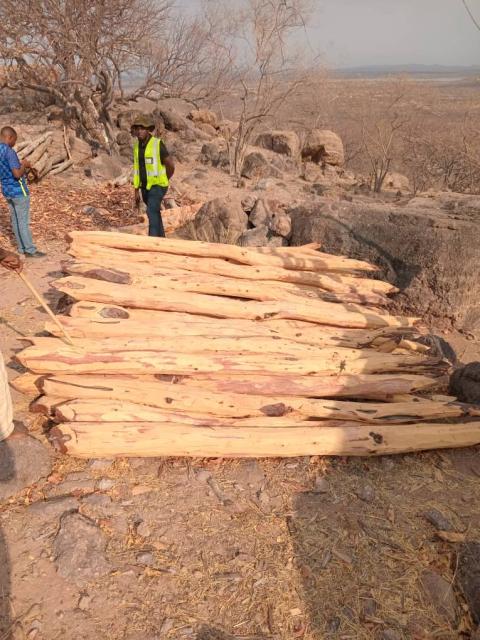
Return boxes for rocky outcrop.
[155,107,190,132]
[116,110,141,131]
[289,197,480,332]
[68,135,93,164]
[242,150,283,179]
[199,142,229,169]
[249,199,291,238]
[175,197,248,244]
[87,153,125,180]
[255,130,300,158]
[195,122,217,137]
[302,129,344,166]
[237,198,291,247]
[242,148,296,180]
[384,172,411,192]
[188,109,218,129]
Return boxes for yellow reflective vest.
[133,136,169,190]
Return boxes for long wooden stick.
[17,272,74,345]
[51,420,480,458]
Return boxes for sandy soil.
[1,212,480,640]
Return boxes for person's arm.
[7,147,30,180]
[164,156,175,180]
[12,160,30,180]
[160,142,175,180]
[0,248,22,271]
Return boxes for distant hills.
[334,64,480,78]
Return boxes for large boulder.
[255,130,300,158]
[68,134,92,164]
[302,129,344,166]
[237,226,285,248]
[384,172,411,192]
[195,122,218,137]
[199,142,229,169]
[87,153,125,180]
[249,199,291,238]
[116,130,131,146]
[116,110,141,131]
[188,109,218,129]
[155,107,190,132]
[242,151,283,179]
[289,197,480,333]
[175,197,248,244]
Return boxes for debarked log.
[16,341,439,376]
[61,260,389,306]
[67,231,379,273]
[41,371,442,403]
[51,396,475,424]
[52,276,417,328]
[50,420,480,458]
[67,242,396,295]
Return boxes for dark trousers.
[141,185,168,237]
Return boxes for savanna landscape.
[1,1,480,639]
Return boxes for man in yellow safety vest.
[131,114,175,237]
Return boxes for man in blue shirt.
[0,126,45,258]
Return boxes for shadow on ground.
[0,440,14,640]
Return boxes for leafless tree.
[0,0,173,151]
[462,0,480,31]
[128,12,236,107]
[356,79,411,192]
[209,0,315,178]
[0,0,236,152]
[401,110,480,194]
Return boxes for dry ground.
[1,180,480,640]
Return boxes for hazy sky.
[177,0,480,67]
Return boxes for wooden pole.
[17,272,74,345]
[51,420,480,458]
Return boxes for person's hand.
[1,252,22,271]
[21,159,31,169]
[134,190,141,208]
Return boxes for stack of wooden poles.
[17,132,72,179]
[14,230,480,458]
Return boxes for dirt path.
[1,244,480,640]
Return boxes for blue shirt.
[0,143,29,199]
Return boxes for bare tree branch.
[462,0,480,31]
